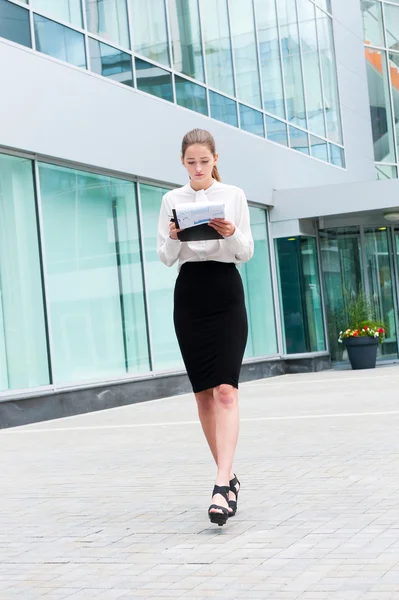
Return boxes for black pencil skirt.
[173,261,248,393]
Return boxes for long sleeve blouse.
[157,180,254,269]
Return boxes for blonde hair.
[181,128,221,182]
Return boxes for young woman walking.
[157,129,254,526]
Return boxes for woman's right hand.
[169,220,182,240]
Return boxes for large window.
[276,236,325,354]
[85,0,130,49]
[130,0,169,66]
[168,0,204,81]
[201,0,235,97]
[38,164,149,385]
[362,0,399,177]
[0,0,31,47]
[0,154,49,392]
[139,184,184,372]
[240,208,278,358]
[0,0,344,167]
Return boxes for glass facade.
[275,236,325,354]
[0,150,281,395]
[0,0,344,166]
[363,0,399,178]
[320,226,399,363]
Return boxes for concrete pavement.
[1,367,399,599]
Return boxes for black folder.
[172,209,223,241]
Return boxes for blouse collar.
[184,179,221,196]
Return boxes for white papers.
[174,201,225,229]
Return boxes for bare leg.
[195,389,218,464]
[209,384,240,514]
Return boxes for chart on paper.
[174,201,225,229]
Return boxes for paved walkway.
[2,367,399,600]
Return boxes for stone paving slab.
[1,367,399,599]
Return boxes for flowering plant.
[338,324,385,344]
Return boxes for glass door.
[364,228,398,359]
[319,228,363,362]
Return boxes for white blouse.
[157,180,254,270]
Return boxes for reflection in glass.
[31,0,83,27]
[319,227,363,362]
[0,154,49,392]
[239,104,264,137]
[313,0,331,12]
[277,0,307,128]
[130,0,169,65]
[289,126,309,154]
[388,53,399,161]
[240,208,278,358]
[255,0,285,118]
[365,228,397,359]
[310,135,328,161]
[201,0,235,96]
[0,0,31,47]
[135,58,173,102]
[39,163,150,384]
[168,0,204,81]
[297,0,326,137]
[140,184,184,371]
[266,116,288,146]
[276,236,325,354]
[376,164,397,179]
[365,48,395,163]
[329,143,345,167]
[209,91,238,127]
[34,14,86,68]
[316,9,342,143]
[86,0,130,49]
[89,38,133,86]
[175,76,207,114]
[361,0,384,47]
[229,0,261,107]
[385,4,399,52]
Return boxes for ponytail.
[212,164,221,182]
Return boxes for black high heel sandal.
[228,474,240,517]
[208,485,230,526]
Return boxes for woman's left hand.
[208,218,236,238]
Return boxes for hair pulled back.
[181,128,221,182]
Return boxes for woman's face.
[182,144,217,183]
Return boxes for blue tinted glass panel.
[86,0,130,48]
[175,76,207,114]
[31,0,83,27]
[34,14,86,68]
[229,0,261,107]
[255,0,285,118]
[168,0,204,81]
[310,135,328,161]
[376,165,397,180]
[201,0,235,96]
[209,91,238,127]
[239,104,264,137]
[0,0,31,47]
[289,126,309,154]
[278,0,307,128]
[329,143,345,167]
[135,58,173,102]
[265,116,288,146]
[89,38,132,86]
[0,154,49,392]
[131,0,169,65]
[39,163,150,384]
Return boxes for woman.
[157,129,254,526]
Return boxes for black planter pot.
[344,336,379,370]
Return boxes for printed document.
[174,201,225,229]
